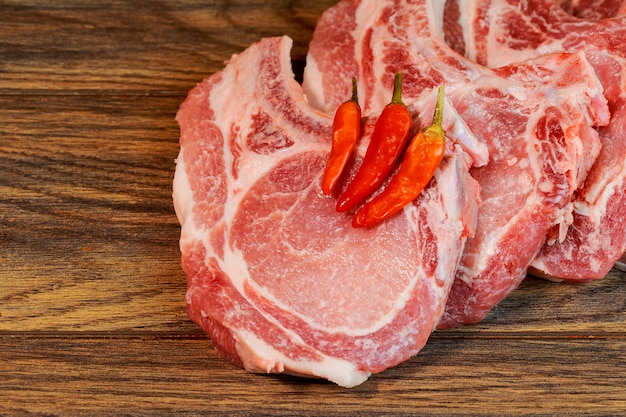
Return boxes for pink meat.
[303,0,608,327]
[560,0,626,20]
[173,36,482,386]
[453,0,626,280]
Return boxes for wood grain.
[1,94,189,332]
[0,0,335,92]
[1,336,624,416]
[0,0,624,415]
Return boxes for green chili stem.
[350,77,358,103]
[390,73,404,105]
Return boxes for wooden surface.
[1,1,624,415]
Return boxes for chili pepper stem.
[432,85,445,129]
[391,73,404,105]
[350,77,358,103]
[421,85,446,140]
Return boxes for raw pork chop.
[303,0,609,327]
[173,36,481,387]
[452,0,626,280]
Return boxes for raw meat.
[173,35,482,387]
[560,0,626,20]
[303,0,609,327]
[452,0,626,280]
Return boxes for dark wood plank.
[0,94,191,332]
[0,0,337,92]
[456,270,626,333]
[1,335,624,416]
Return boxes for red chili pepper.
[336,72,412,212]
[321,78,361,195]
[352,85,446,228]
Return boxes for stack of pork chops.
[173,0,626,387]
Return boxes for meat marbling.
[303,0,609,327]
[451,0,626,281]
[173,35,482,386]
[560,0,626,20]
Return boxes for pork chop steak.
[452,0,626,280]
[303,0,609,327]
[173,35,481,387]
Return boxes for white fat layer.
[301,55,326,111]
[233,330,370,388]
[443,98,489,167]
[173,154,211,251]
[354,0,388,113]
[527,261,565,282]
[455,0,479,61]
[428,0,446,40]
[433,147,479,291]
[555,203,575,244]
[577,159,626,222]
[432,150,471,301]
[172,153,191,231]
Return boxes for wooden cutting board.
[1,1,624,415]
